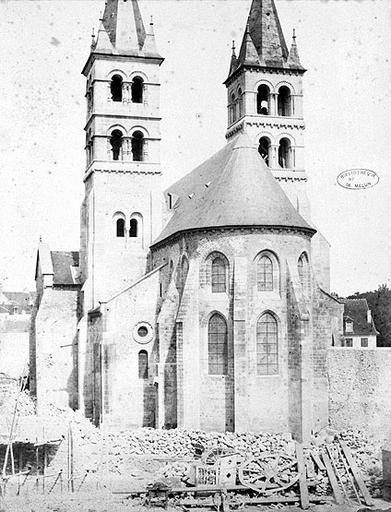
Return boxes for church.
[30,0,343,442]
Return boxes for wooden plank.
[339,440,374,506]
[321,450,344,504]
[296,442,310,509]
[326,445,350,504]
[310,450,325,471]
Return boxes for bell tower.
[80,0,164,308]
[224,0,310,220]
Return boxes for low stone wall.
[328,348,391,437]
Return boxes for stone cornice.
[84,166,162,182]
[151,224,315,249]
[224,64,306,87]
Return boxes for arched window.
[277,86,291,116]
[138,350,148,379]
[298,252,310,294]
[110,129,123,161]
[278,138,291,168]
[129,218,138,237]
[231,93,236,123]
[111,74,123,102]
[257,255,273,291]
[257,313,278,375]
[258,136,271,166]
[257,85,270,115]
[208,314,228,375]
[211,257,226,293]
[132,131,144,161]
[238,88,243,118]
[116,218,125,237]
[131,76,144,103]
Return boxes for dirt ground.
[1,493,391,512]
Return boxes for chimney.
[367,309,372,324]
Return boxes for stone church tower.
[225,0,308,220]
[80,0,164,308]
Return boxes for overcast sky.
[0,0,390,296]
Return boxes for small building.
[0,288,35,380]
[340,298,378,348]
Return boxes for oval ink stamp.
[337,168,379,190]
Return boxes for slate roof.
[51,251,80,286]
[227,0,305,81]
[153,133,315,246]
[342,298,378,336]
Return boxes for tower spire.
[228,40,237,75]
[287,28,302,67]
[227,0,304,80]
[101,0,146,53]
[142,14,159,55]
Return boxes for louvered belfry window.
[208,314,228,375]
[257,255,273,291]
[211,257,226,293]
[257,313,278,375]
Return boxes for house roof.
[153,133,315,246]
[0,292,35,313]
[51,251,80,286]
[226,0,304,81]
[342,298,378,336]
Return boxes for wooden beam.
[296,442,310,509]
[322,450,344,504]
[339,440,373,506]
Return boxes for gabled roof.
[153,133,315,246]
[341,298,378,336]
[51,252,80,287]
[226,0,305,81]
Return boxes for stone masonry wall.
[328,348,391,437]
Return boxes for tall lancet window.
[110,129,123,161]
[257,313,278,375]
[111,75,123,102]
[208,314,228,375]
[257,85,270,115]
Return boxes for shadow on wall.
[0,441,62,478]
[164,327,177,429]
[66,331,79,411]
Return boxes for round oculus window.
[133,322,153,344]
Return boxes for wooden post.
[339,440,374,506]
[35,439,39,492]
[68,423,74,493]
[322,450,344,504]
[295,442,310,509]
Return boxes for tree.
[347,284,391,347]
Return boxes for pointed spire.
[246,0,288,64]
[94,19,113,52]
[228,40,238,75]
[287,28,303,68]
[91,27,96,49]
[236,21,261,68]
[101,0,146,53]
[142,15,159,55]
[226,0,305,80]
